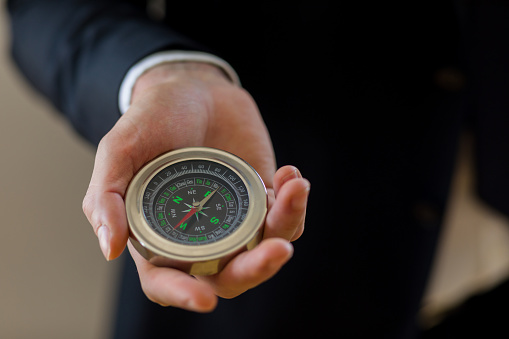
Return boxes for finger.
[82,190,129,260]
[273,165,302,195]
[82,125,141,260]
[267,165,309,241]
[197,238,293,298]
[264,174,310,241]
[128,242,218,312]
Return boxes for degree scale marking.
[143,160,249,246]
[151,173,236,243]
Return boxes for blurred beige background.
[3,1,509,337]
[0,5,119,339]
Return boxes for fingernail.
[97,225,111,261]
[292,181,310,211]
[282,167,301,184]
[284,241,294,258]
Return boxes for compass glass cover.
[142,159,249,245]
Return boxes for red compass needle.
[174,207,197,229]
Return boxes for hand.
[82,62,310,312]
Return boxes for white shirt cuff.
[118,50,241,114]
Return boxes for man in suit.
[8,1,509,338]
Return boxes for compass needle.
[174,207,197,229]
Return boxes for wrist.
[131,62,233,103]
[118,51,240,114]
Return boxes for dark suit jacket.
[8,1,509,338]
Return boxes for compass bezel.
[125,147,267,274]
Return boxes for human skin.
[82,62,310,312]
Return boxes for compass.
[125,147,267,275]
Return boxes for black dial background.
[142,159,249,245]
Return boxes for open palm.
[82,62,310,311]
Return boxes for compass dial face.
[126,147,268,273]
[142,159,249,246]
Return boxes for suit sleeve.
[7,0,206,145]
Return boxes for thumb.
[83,190,129,260]
[82,123,143,260]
